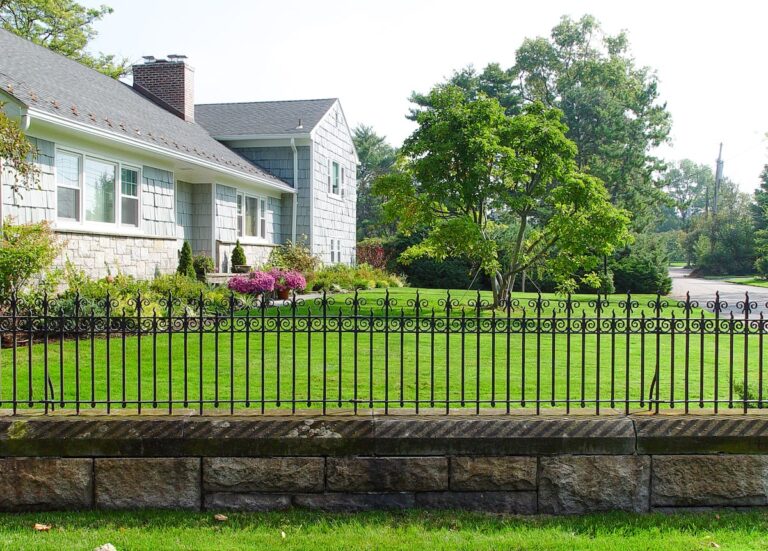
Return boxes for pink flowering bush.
[227,270,275,295]
[270,268,307,292]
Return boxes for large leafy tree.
[662,159,714,228]
[0,0,128,78]
[374,85,630,306]
[419,16,671,231]
[352,125,397,240]
[515,15,671,229]
[752,166,768,276]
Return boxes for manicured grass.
[0,510,767,550]
[725,277,768,288]
[1,288,764,413]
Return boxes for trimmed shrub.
[231,240,247,268]
[177,241,195,279]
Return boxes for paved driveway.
[670,267,768,317]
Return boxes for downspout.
[290,138,298,243]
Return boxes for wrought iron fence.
[0,289,766,415]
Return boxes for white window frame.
[236,191,268,242]
[54,146,143,232]
[328,159,342,198]
[119,165,140,228]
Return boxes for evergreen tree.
[177,241,195,279]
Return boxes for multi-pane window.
[56,151,81,220]
[330,239,342,263]
[121,167,139,227]
[56,149,140,227]
[84,158,116,223]
[237,192,267,239]
[331,161,340,195]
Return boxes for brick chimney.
[132,55,194,121]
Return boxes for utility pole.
[713,143,724,216]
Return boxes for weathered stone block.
[451,457,537,491]
[203,457,324,492]
[0,458,92,511]
[95,458,200,509]
[416,491,536,514]
[204,492,291,511]
[327,457,448,491]
[652,455,768,507]
[539,455,650,514]
[294,493,415,512]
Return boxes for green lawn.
[725,276,768,288]
[0,510,766,550]
[1,288,765,413]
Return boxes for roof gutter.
[27,107,297,194]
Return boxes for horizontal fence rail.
[0,289,766,415]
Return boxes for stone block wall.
[54,231,178,279]
[2,416,768,513]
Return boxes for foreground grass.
[1,510,767,551]
[0,511,768,551]
[3,288,766,413]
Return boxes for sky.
[87,0,768,191]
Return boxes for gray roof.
[195,99,337,137]
[0,29,291,189]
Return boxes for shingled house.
[0,29,357,278]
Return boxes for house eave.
[27,107,297,194]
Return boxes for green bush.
[193,254,215,283]
[611,236,672,294]
[0,219,61,299]
[231,240,247,268]
[307,263,403,292]
[267,239,320,273]
[177,241,195,279]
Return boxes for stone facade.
[1,416,768,513]
[54,231,178,279]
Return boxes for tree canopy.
[374,85,630,305]
[353,125,397,240]
[0,0,128,78]
[417,15,671,231]
[0,107,37,198]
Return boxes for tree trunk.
[492,271,516,308]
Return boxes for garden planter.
[277,289,291,300]
[232,265,251,274]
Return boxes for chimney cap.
[141,55,156,62]
[167,54,188,61]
